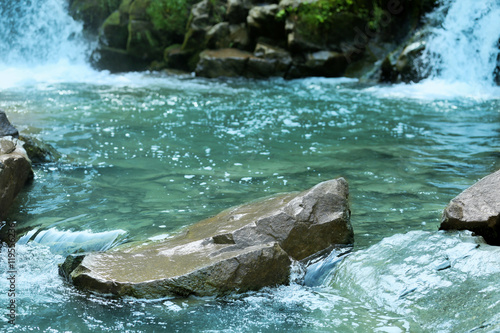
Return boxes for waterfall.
[0,0,91,66]
[421,0,500,86]
[0,0,98,88]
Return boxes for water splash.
[18,228,126,256]
[0,0,98,89]
[0,0,90,66]
[369,0,500,100]
[421,0,500,85]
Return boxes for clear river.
[0,0,499,332]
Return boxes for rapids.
[0,0,499,331]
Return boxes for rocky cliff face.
[70,0,436,80]
[60,178,353,298]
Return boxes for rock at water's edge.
[440,169,500,245]
[61,178,353,298]
[0,111,19,138]
[0,137,33,220]
[0,111,33,220]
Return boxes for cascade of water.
[0,0,99,88]
[421,0,500,86]
[0,0,91,66]
[17,228,127,256]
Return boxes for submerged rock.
[60,178,353,298]
[19,135,61,164]
[287,51,348,79]
[440,169,500,245]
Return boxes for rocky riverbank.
[69,0,440,81]
[0,111,33,221]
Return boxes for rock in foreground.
[60,178,353,298]
[440,169,500,245]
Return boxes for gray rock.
[0,110,19,138]
[254,42,292,63]
[0,137,33,220]
[247,4,280,30]
[227,0,254,24]
[181,0,227,53]
[195,48,256,78]
[196,45,292,78]
[227,0,280,24]
[19,135,61,164]
[286,51,348,79]
[206,22,231,49]
[247,43,292,77]
[247,4,284,41]
[60,178,353,298]
[229,23,251,50]
[440,169,500,245]
[246,57,279,78]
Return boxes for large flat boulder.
[195,48,257,78]
[440,169,500,245]
[60,178,353,298]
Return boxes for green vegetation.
[147,0,198,35]
[279,0,373,32]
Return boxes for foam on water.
[17,227,126,256]
[368,0,500,100]
[421,0,500,85]
[366,79,500,101]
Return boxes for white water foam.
[0,0,97,89]
[368,0,500,100]
[367,79,500,101]
[17,227,126,256]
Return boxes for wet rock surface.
[440,169,500,245]
[83,0,438,79]
[0,135,33,220]
[0,111,19,138]
[0,111,33,220]
[60,178,353,298]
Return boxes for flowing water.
[0,0,499,331]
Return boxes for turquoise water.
[2,0,500,330]
[1,72,499,331]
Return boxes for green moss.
[292,0,372,33]
[147,0,199,35]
